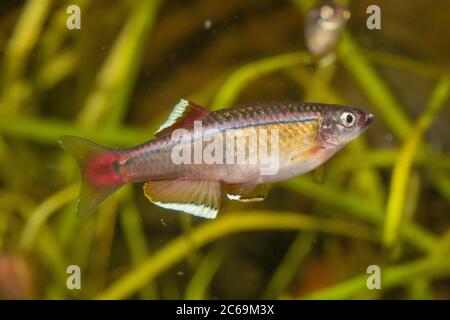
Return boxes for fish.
[59,100,373,219]
[305,3,351,57]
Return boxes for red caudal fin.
[59,136,125,216]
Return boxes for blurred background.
[0,0,449,300]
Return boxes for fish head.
[308,3,351,31]
[318,106,374,147]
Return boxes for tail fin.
[59,136,124,216]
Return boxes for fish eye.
[341,112,355,127]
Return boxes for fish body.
[60,100,373,218]
[121,103,338,184]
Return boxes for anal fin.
[143,179,221,219]
[226,183,270,202]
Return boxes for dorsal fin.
[155,99,210,137]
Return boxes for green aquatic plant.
[383,78,449,248]
[97,211,376,299]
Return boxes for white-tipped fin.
[143,179,221,219]
[226,183,270,202]
[155,99,189,134]
[153,201,218,219]
[154,99,210,137]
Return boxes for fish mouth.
[365,113,374,126]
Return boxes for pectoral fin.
[291,146,325,162]
[226,183,270,202]
[313,165,325,184]
[143,179,221,219]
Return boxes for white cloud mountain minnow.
[59,100,373,219]
[305,3,350,56]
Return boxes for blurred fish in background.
[305,2,350,57]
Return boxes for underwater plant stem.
[432,229,450,258]
[336,30,450,204]
[334,150,450,172]
[302,255,450,299]
[298,0,410,136]
[120,189,159,299]
[0,0,53,114]
[185,247,224,300]
[408,278,434,300]
[367,50,450,79]
[36,49,78,90]
[96,211,376,299]
[0,115,150,147]
[88,193,120,293]
[286,64,450,173]
[383,77,450,248]
[338,31,412,140]
[3,191,68,296]
[212,52,312,109]
[262,232,315,299]
[20,184,79,250]
[0,211,11,251]
[2,0,53,80]
[77,0,163,128]
[305,56,337,102]
[281,177,436,253]
[179,214,202,267]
